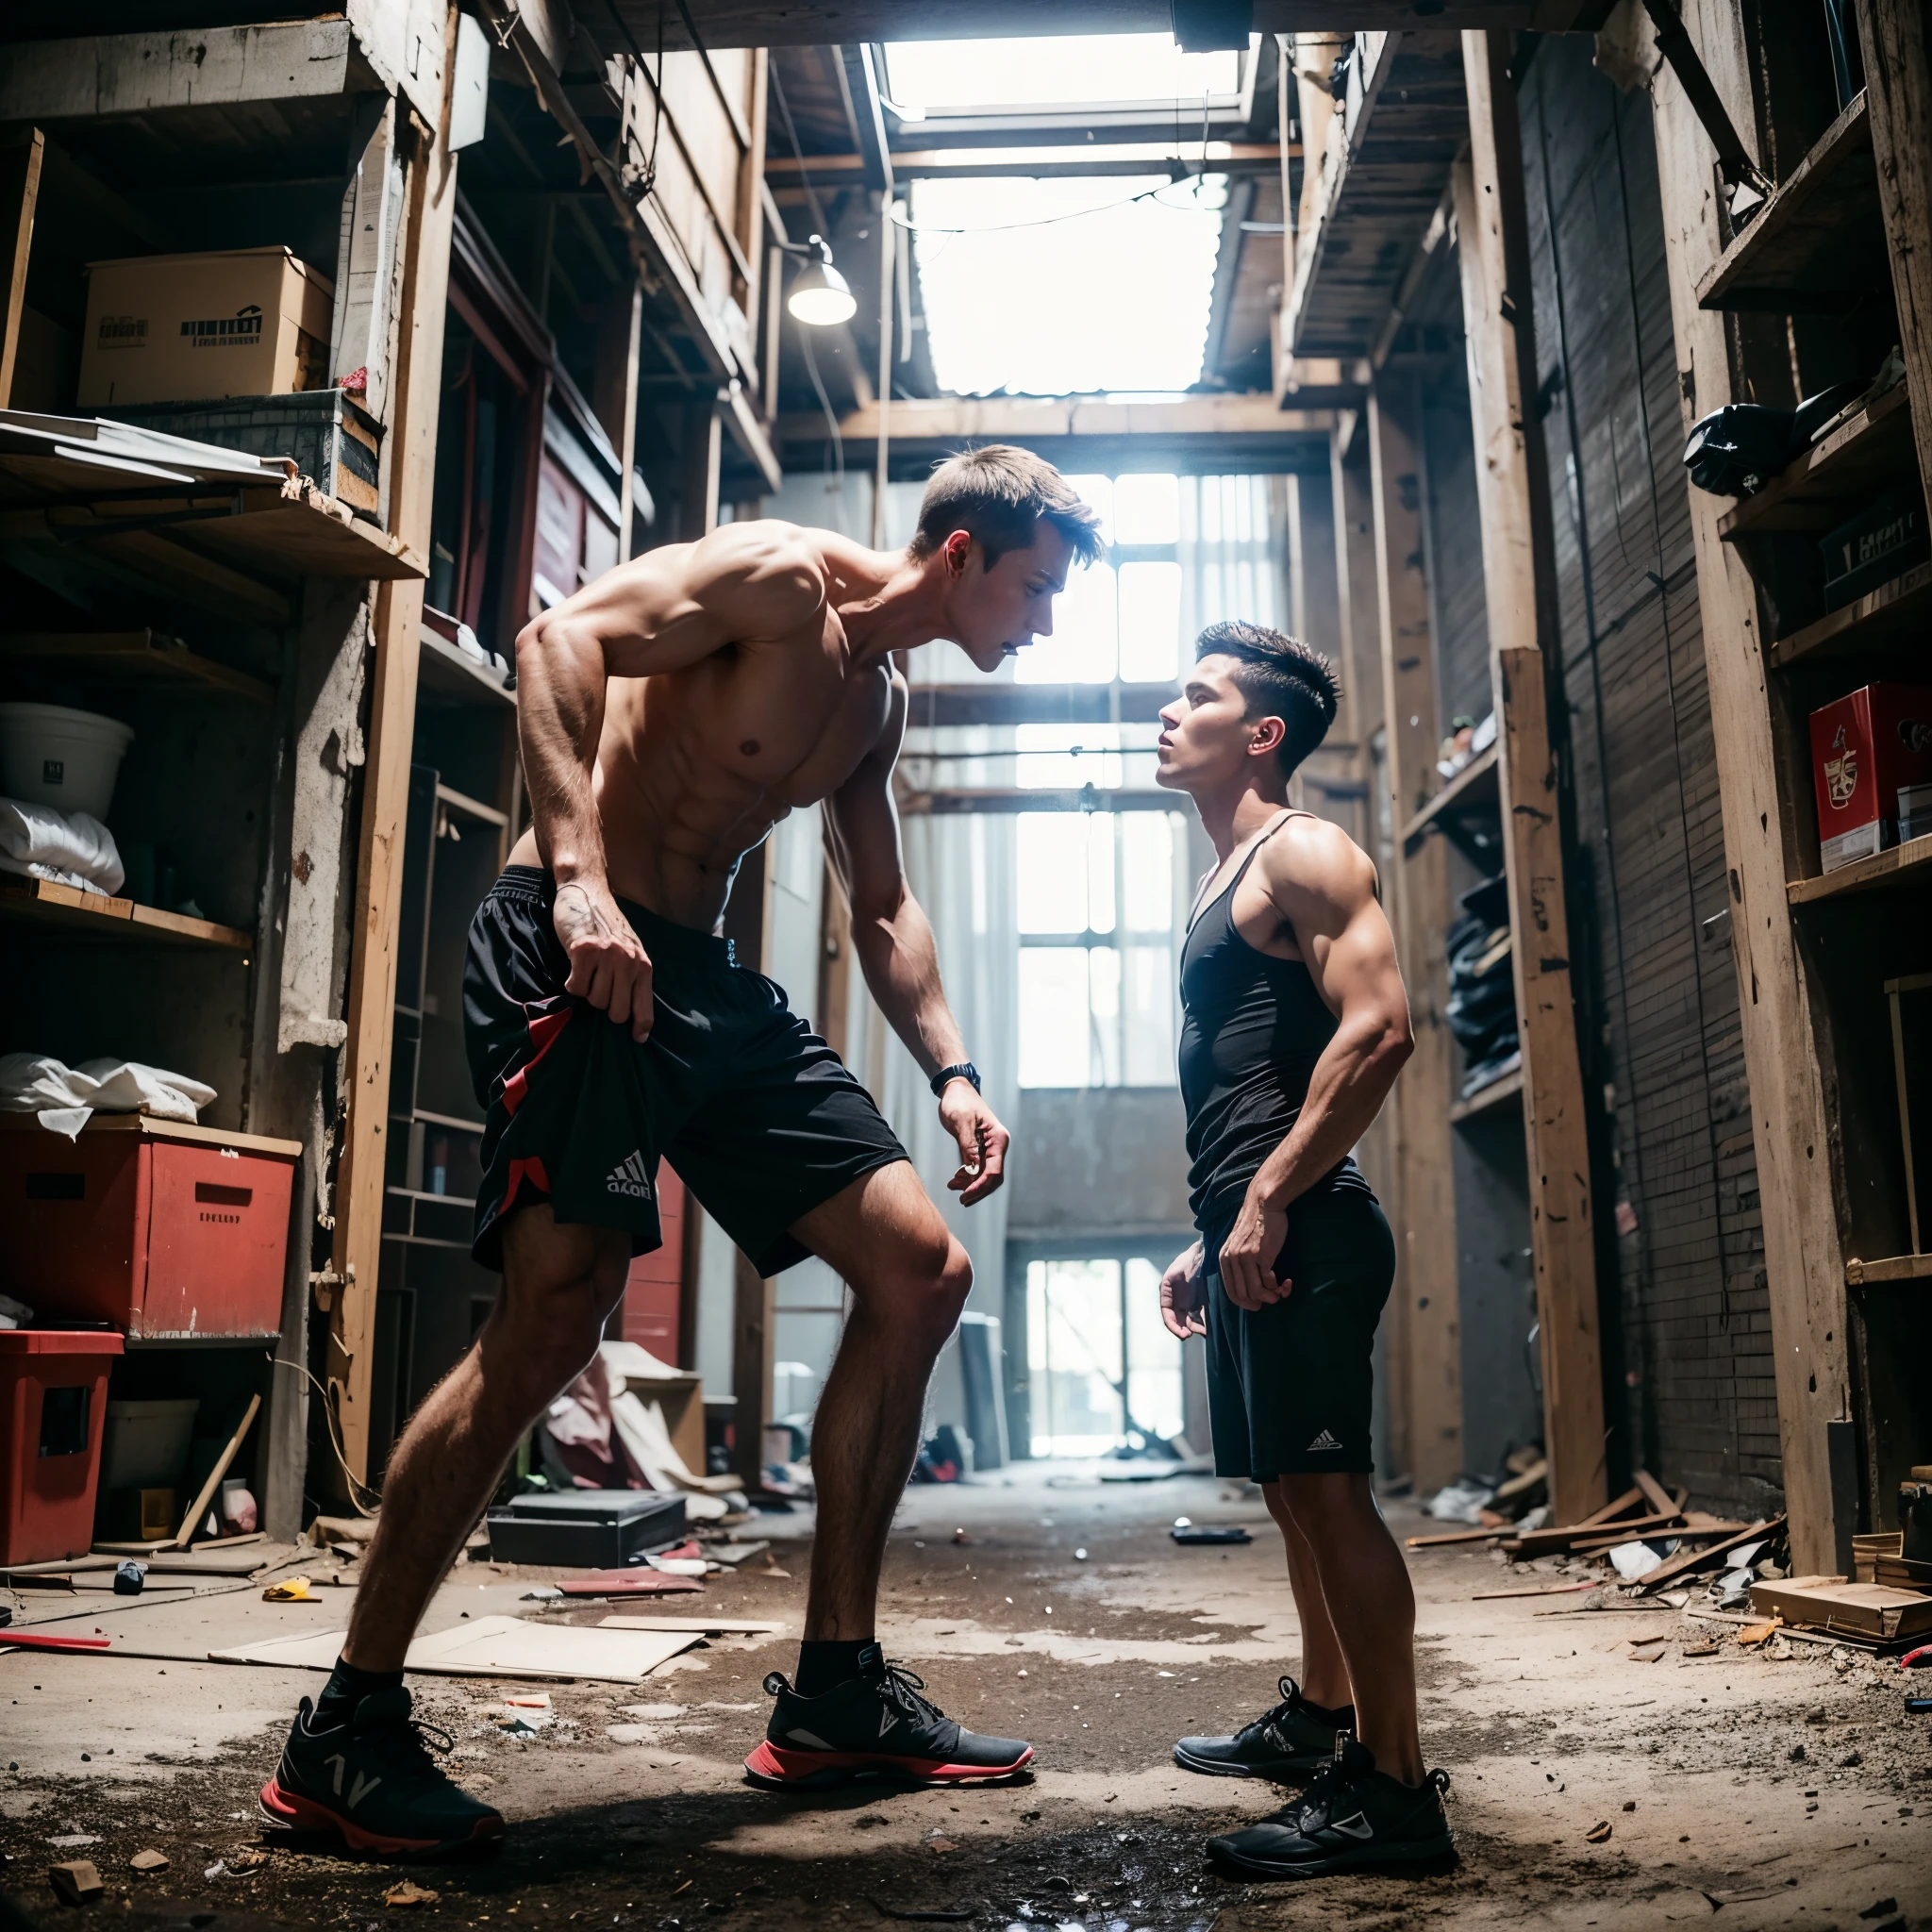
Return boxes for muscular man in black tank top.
[1149,620,1454,1878]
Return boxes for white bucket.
[0,702,136,821]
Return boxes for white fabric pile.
[0,796,125,896]
[0,1052,216,1141]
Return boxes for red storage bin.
[0,1115,299,1339]
[0,1330,123,1564]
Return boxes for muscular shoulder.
[1256,812,1379,917]
[683,519,827,636]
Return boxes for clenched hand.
[555,880,654,1041]
[939,1080,1010,1206]
[1218,1186,1292,1311]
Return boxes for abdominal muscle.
[505,650,884,933]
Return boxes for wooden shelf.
[1719,381,1915,541]
[1402,743,1499,853]
[1844,1252,1932,1287]
[1769,557,1932,668]
[1696,92,1890,314]
[418,629,514,708]
[0,1111,299,1157]
[0,630,275,702]
[1788,830,1932,904]
[1449,1058,1524,1124]
[0,875,250,949]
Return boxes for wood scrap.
[1749,1576,1932,1641]
[1471,1581,1599,1601]
[1567,1519,1745,1558]
[1635,1516,1783,1594]
[1632,1469,1675,1516]
[172,1394,260,1548]
[1516,1506,1687,1557]
[1405,1524,1508,1548]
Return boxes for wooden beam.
[898,788,1185,815]
[1645,4,1849,1577]
[0,129,42,410]
[791,395,1335,444]
[1367,371,1461,1492]
[1859,0,1932,508]
[0,21,360,123]
[590,6,1610,56]
[902,684,1176,727]
[765,141,1285,180]
[330,26,463,1496]
[617,278,643,559]
[1456,37,1606,1525]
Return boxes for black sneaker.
[260,1690,505,1857]
[744,1642,1032,1789]
[1206,1733,1453,1877]
[1174,1674,1354,1781]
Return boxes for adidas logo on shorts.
[1307,1428,1343,1452]
[607,1150,652,1199]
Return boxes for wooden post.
[1645,4,1850,1574]
[1859,0,1932,502]
[0,127,42,408]
[680,399,722,541]
[873,209,892,549]
[1367,373,1462,1492]
[330,25,463,1494]
[723,839,775,1488]
[1456,36,1607,1525]
[617,277,643,560]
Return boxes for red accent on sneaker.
[742,1740,1032,1787]
[258,1778,505,1856]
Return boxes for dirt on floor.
[2,1470,1928,1932]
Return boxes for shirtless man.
[261,446,1103,1854]
[1152,622,1453,1876]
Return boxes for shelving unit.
[1695,91,1889,313]
[1401,742,1498,857]
[0,631,275,703]
[1448,1059,1524,1124]
[1678,53,1932,1551]
[0,876,251,950]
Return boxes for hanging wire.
[890,175,1227,238]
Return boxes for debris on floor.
[47,1860,103,1907]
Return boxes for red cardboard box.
[0,1330,123,1565]
[1809,683,1932,871]
[0,1115,298,1339]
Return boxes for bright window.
[1016,808,1182,1089]
[1025,1254,1186,1458]
[883,36,1243,112]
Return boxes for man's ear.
[1249,715,1288,759]
[942,529,973,577]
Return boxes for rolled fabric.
[0,795,125,895]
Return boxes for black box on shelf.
[1886,973,1932,1255]
[1821,484,1930,611]
[484,1489,686,1567]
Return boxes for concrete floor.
[2,1467,1929,1931]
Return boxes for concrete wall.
[1007,1087,1195,1240]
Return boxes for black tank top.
[1177,811,1373,1234]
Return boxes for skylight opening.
[910,175,1225,397]
[883,34,1245,113]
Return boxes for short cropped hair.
[908,445,1106,570]
[1196,620,1339,775]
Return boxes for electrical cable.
[600,0,665,199]
[269,1352,382,1517]
[890,176,1227,238]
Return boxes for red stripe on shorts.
[502,1004,574,1118]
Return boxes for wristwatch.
[929,1061,982,1098]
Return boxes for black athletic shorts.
[464,866,908,1275]
[1200,1186,1395,1479]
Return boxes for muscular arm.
[824,675,1009,1204]
[1217,819,1414,1309]
[513,525,824,1036]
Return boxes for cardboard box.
[1808,683,1932,871]
[1748,1574,1932,1641]
[79,248,333,408]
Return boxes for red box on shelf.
[1809,683,1932,872]
[0,1116,299,1339]
[0,1330,123,1565]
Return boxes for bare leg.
[341,1207,631,1671]
[787,1161,972,1641]
[1260,1480,1352,1713]
[1274,1472,1423,1785]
